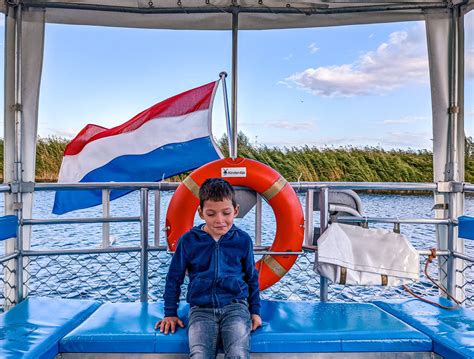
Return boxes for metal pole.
[447,212,456,296]
[22,2,447,15]
[14,3,24,304]
[220,71,233,157]
[230,10,238,159]
[102,189,110,248]
[305,189,314,246]
[445,7,459,182]
[140,188,149,302]
[319,187,329,302]
[255,195,262,246]
[446,6,461,299]
[154,190,161,247]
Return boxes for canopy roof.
[4,0,473,30]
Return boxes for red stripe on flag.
[64,81,217,156]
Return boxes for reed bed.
[0,135,472,184]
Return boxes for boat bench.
[7,296,474,358]
[374,297,474,359]
[59,300,432,355]
[0,297,101,359]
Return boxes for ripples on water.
[0,191,470,250]
[1,191,473,303]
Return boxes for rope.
[403,248,461,310]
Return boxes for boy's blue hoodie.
[164,224,260,317]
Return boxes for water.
[1,190,474,304]
[11,191,474,251]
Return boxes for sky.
[0,12,473,150]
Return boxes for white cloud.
[284,53,293,61]
[267,121,315,130]
[46,128,78,138]
[241,120,315,131]
[368,33,375,39]
[466,48,474,78]
[382,115,429,125]
[463,14,473,78]
[384,131,431,146]
[264,131,431,150]
[308,42,320,54]
[284,24,429,97]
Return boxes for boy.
[156,178,262,359]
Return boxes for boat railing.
[0,181,473,311]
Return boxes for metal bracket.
[432,203,449,211]
[452,182,464,192]
[10,103,22,112]
[449,0,468,7]
[9,181,35,194]
[448,105,460,114]
[437,181,463,193]
[12,202,22,210]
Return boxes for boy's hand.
[155,316,185,334]
[251,314,262,331]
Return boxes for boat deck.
[2,296,473,358]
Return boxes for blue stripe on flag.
[52,136,220,214]
[459,216,474,240]
[0,215,18,241]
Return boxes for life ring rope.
[262,176,287,201]
[182,176,200,198]
[262,255,288,278]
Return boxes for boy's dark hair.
[199,178,237,209]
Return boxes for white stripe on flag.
[58,109,211,183]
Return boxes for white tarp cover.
[4,0,466,30]
[316,223,420,286]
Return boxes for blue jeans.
[188,301,251,359]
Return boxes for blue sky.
[1,14,474,150]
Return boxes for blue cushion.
[0,215,17,241]
[60,302,190,353]
[459,216,474,240]
[374,297,474,358]
[252,301,432,353]
[0,297,101,359]
[155,304,189,353]
[59,300,432,354]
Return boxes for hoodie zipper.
[214,238,220,308]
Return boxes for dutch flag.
[53,81,223,215]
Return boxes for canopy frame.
[2,0,472,305]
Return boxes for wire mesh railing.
[23,251,142,303]
[458,257,474,307]
[258,250,320,301]
[1,181,473,311]
[0,254,17,312]
[2,247,469,309]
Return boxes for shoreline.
[1,135,473,184]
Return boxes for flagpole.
[230,10,239,160]
[219,71,233,158]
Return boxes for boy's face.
[198,198,239,240]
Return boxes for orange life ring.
[165,157,304,290]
